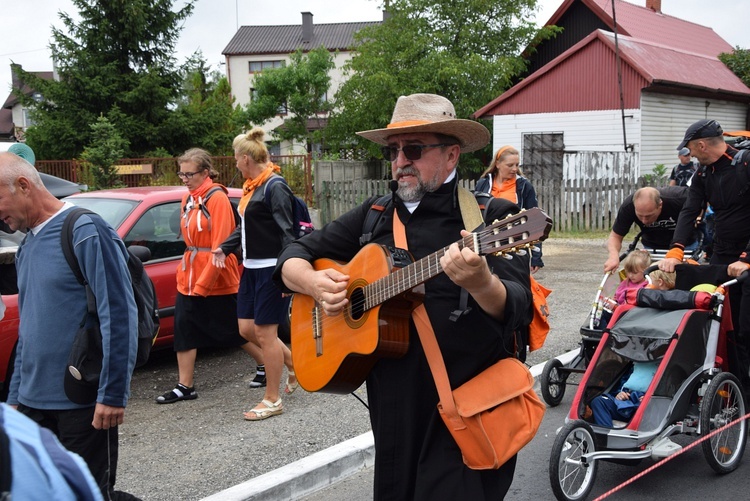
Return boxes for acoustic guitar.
[290,207,553,394]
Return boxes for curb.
[202,349,578,501]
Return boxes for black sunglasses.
[381,143,449,161]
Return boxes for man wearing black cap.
[660,119,750,386]
[668,147,697,187]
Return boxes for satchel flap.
[452,358,534,417]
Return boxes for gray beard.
[395,170,441,203]
[397,183,427,203]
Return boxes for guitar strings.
[309,213,537,332]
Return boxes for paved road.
[115,238,611,500]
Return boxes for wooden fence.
[318,177,649,233]
[36,154,314,204]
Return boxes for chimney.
[302,12,313,44]
[646,0,661,13]
[10,63,21,90]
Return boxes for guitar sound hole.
[349,287,365,321]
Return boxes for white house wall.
[491,109,642,162]
[640,92,748,174]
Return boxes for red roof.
[546,0,733,58]
[475,30,750,118]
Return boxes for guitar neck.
[358,207,551,311]
[364,235,475,309]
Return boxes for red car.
[0,185,242,400]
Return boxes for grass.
[550,228,645,241]
[550,229,610,240]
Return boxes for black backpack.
[61,208,160,370]
[264,176,314,238]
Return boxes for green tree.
[15,0,195,160]
[326,0,558,174]
[244,47,335,152]
[171,52,245,155]
[719,47,750,88]
[81,115,129,189]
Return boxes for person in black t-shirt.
[604,186,697,272]
[669,147,697,187]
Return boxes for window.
[248,60,284,73]
[124,202,186,260]
[23,108,35,127]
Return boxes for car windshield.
[63,197,138,230]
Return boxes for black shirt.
[672,146,750,261]
[670,162,697,187]
[612,186,691,249]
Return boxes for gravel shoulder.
[115,236,610,500]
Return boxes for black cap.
[677,119,723,150]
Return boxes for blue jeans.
[590,391,644,427]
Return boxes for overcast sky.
[3,0,749,107]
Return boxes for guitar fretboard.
[363,235,475,309]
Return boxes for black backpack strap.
[61,207,100,318]
[731,149,750,196]
[360,194,393,246]
[262,175,285,206]
[62,207,95,286]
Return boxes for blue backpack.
[263,176,314,239]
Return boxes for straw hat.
[356,93,490,153]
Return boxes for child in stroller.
[540,250,675,407]
[549,264,749,501]
[588,359,659,427]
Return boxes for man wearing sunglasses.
[273,94,533,500]
[659,118,750,390]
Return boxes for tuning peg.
[516,249,527,256]
[531,245,541,252]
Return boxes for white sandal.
[243,398,283,421]
[285,371,299,395]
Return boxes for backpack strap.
[360,194,393,246]
[62,207,95,287]
[61,207,101,318]
[262,175,285,206]
[731,149,750,197]
[183,185,225,232]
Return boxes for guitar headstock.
[476,207,552,256]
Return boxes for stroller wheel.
[542,358,568,407]
[700,371,748,474]
[549,420,598,501]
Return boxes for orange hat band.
[386,120,432,129]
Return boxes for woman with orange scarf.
[475,145,544,273]
[156,148,262,404]
[213,128,297,421]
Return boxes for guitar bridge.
[313,304,323,356]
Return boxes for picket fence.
[317,177,649,233]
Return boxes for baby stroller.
[548,265,748,501]
[540,234,703,407]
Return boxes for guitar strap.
[392,212,464,430]
[392,186,483,324]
